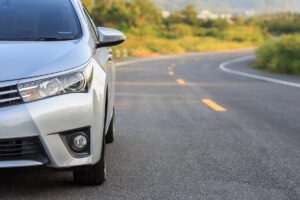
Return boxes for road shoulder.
[220,56,300,88]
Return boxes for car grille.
[0,85,23,108]
[0,137,45,161]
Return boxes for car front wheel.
[73,133,106,186]
[106,109,115,144]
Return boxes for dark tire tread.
[73,134,106,186]
[106,111,115,144]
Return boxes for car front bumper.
[0,82,105,169]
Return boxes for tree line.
[83,0,300,38]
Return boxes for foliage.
[90,0,162,35]
[115,35,255,57]
[201,18,229,29]
[89,0,110,26]
[166,5,199,26]
[255,34,300,74]
[81,0,300,57]
[221,26,266,43]
[169,24,194,37]
[258,13,300,35]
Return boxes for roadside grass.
[255,34,300,75]
[114,35,258,58]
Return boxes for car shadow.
[0,139,123,198]
[0,167,80,196]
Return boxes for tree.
[104,1,131,29]
[167,5,199,26]
[234,15,245,26]
[90,0,108,25]
[90,0,162,34]
[126,0,162,28]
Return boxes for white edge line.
[115,48,255,67]
[219,56,300,88]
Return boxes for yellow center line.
[177,79,186,85]
[202,99,227,112]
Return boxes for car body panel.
[0,62,106,168]
[0,0,119,169]
[0,40,92,82]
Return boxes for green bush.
[114,35,257,57]
[255,34,300,74]
[169,23,194,37]
[197,28,221,38]
[221,26,265,44]
[260,14,300,35]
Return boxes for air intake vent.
[0,137,46,162]
[0,85,23,108]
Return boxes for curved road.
[0,50,300,200]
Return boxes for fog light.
[70,133,88,152]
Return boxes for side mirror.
[96,27,126,48]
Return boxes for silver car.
[0,0,125,185]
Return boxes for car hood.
[0,40,92,82]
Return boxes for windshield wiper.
[35,37,76,41]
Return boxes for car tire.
[73,132,106,186]
[106,110,115,144]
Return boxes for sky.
[151,0,300,13]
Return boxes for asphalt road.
[0,50,300,200]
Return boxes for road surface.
[0,50,299,200]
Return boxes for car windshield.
[0,0,82,41]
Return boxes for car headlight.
[17,64,93,103]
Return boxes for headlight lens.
[18,66,92,103]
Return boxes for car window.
[0,0,82,41]
[82,7,98,42]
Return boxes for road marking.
[116,82,180,87]
[177,79,186,85]
[220,56,300,88]
[202,99,227,112]
[168,64,176,76]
